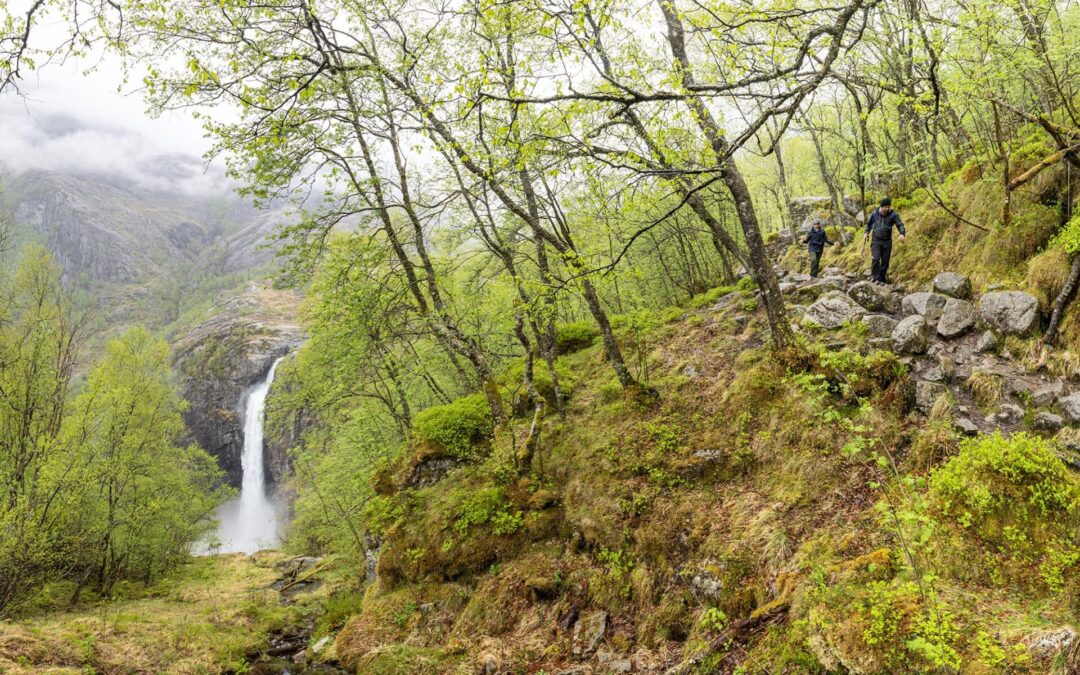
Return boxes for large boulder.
[932,272,972,299]
[861,314,898,338]
[979,291,1040,336]
[936,298,976,339]
[1059,392,1080,424]
[849,281,887,311]
[901,292,948,322]
[804,291,866,329]
[892,315,930,355]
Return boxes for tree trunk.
[1043,254,1080,345]
[658,0,792,350]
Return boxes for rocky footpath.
[173,283,304,487]
[774,264,1077,445]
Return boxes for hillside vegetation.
[3,0,1080,673]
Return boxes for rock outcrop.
[174,284,304,487]
[978,291,1040,335]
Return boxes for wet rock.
[916,380,948,413]
[1059,393,1080,424]
[975,330,999,353]
[892,316,930,355]
[572,610,608,658]
[979,291,1040,336]
[901,292,948,322]
[937,298,976,339]
[1035,412,1064,432]
[861,313,898,338]
[954,418,980,436]
[849,281,887,311]
[1032,381,1066,407]
[804,291,865,329]
[932,272,972,299]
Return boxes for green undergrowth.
[321,289,1080,673]
[0,553,329,674]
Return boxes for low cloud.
[0,63,232,195]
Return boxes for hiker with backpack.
[863,197,906,285]
[802,218,835,278]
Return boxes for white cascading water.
[205,358,284,554]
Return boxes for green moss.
[555,321,600,354]
[412,394,493,459]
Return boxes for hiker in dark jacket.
[863,197,906,285]
[802,218,834,278]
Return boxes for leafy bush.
[500,359,576,412]
[555,321,600,354]
[412,394,493,458]
[929,432,1080,589]
[688,283,737,309]
[452,487,522,537]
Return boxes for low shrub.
[412,394,493,458]
[928,432,1080,590]
[555,321,600,354]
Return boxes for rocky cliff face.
[5,167,290,292]
[173,284,304,488]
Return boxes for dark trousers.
[870,240,892,283]
[809,250,822,278]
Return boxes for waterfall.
[204,357,284,554]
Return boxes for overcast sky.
[0,18,223,193]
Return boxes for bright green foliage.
[452,487,523,537]
[57,328,226,592]
[929,432,1080,589]
[555,321,600,355]
[412,394,494,458]
[0,250,225,614]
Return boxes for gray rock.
[868,337,894,351]
[1060,393,1080,424]
[861,313,899,338]
[1023,626,1078,660]
[804,291,866,329]
[779,282,797,294]
[849,281,887,311]
[884,291,903,315]
[572,610,608,658]
[979,291,1040,336]
[991,403,1025,424]
[954,418,980,436]
[937,298,976,339]
[682,364,699,379]
[788,272,811,284]
[1035,412,1064,432]
[933,272,972,299]
[821,275,848,291]
[916,380,948,413]
[975,330,999,353]
[921,365,946,383]
[901,292,948,322]
[1032,381,1065,407]
[892,315,931,355]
